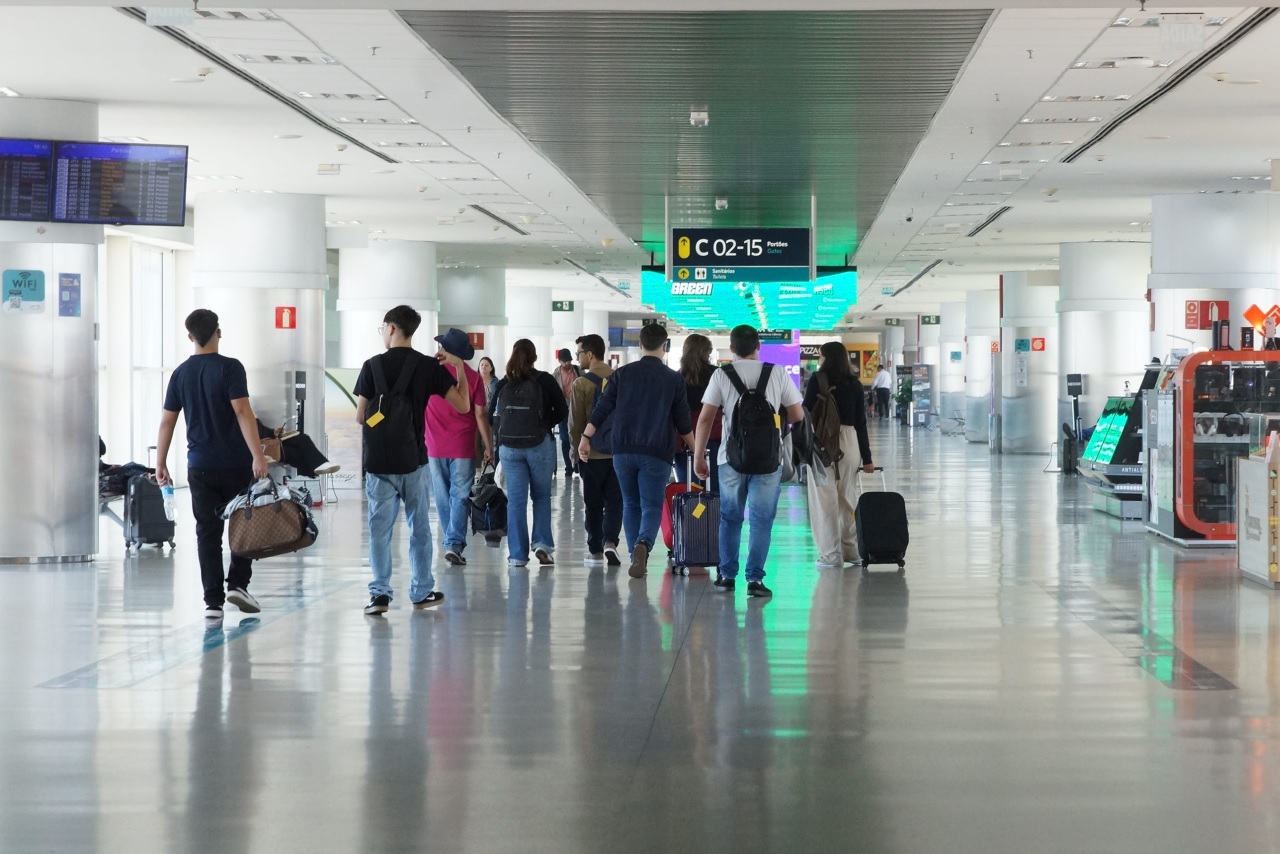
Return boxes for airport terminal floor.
[5,424,1278,853]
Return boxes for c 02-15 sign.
[671,228,810,268]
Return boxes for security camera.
[906,216,914,223]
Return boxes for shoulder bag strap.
[370,354,390,398]
[721,363,748,396]
[389,349,420,395]
[757,362,773,390]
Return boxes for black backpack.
[495,376,546,448]
[723,362,781,475]
[583,372,614,455]
[362,350,422,475]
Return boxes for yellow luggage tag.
[365,405,385,428]
[774,413,782,428]
[692,499,706,519]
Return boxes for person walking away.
[693,324,804,598]
[426,328,493,567]
[871,361,893,419]
[355,305,471,615]
[554,348,581,478]
[579,323,694,579]
[155,309,270,620]
[804,342,875,568]
[569,333,623,568]
[676,333,722,493]
[491,339,568,567]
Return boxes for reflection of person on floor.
[255,418,340,478]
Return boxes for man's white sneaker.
[314,463,341,475]
[226,587,261,614]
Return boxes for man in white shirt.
[871,361,893,419]
[693,325,804,598]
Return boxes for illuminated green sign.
[641,269,856,331]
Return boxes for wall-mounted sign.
[949,350,962,363]
[1015,338,1031,353]
[275,306,297,330]
[467,331,485,350]
[1185,299,1230,331]
[990,341,1000,353]
[757,329,795,343]
[920,314,941,325]
[1015,352,1030,388]
[1031,337,1046,352]
[1243,303,1280,331]
[884,318,902,327]
[58,273,80,318]
[671,227,810,283]
[551,300,575,311]
[616,280,631,292]
[881,287,895,296]
[800,344,822,359]
[2,269,45,314]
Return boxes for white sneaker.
[226,587,261,614]
[204,605,224,620]
[603,545,622,567]
[444,548,466,565]
[585,553,605,567]
[534,548,554,566]
[314,462,341,475]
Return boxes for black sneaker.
[204,605,224,619]
[746,581,773,598]
[412,591,445,610]
[444,548,466,565]
[363,594,390,615]
[713,575,735,593]
[603,544,622,566]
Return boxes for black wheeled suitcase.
[124,474,175,551]
[670,451,720,575]
[854,468,908,571]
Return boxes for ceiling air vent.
[967,206,1012,237]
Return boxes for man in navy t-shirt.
[156,309,269,620]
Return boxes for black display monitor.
[0,138,53,222]
[52,141,188,226]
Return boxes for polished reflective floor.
[7,425,1278,853]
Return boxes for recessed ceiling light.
[371,169,395,174]
[1145,135,1170,140]
[170,77,206,84]
[275,134,302,140]
[0,87,19,97]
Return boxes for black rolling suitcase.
[124,474,175,552]
[670,451,720,575]
[854,467,908,571]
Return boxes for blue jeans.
[612,452,672,553]
[557,417,574,472]
[502,434,556,562]
[429,456,476,552]
[718,463,783,583]
[366,465,435,601]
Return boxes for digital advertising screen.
[0,138,53,222]
[53,142,188,226]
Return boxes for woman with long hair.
[478,356,499,406]
[489,339,568,567]
[676,334,722,492]
[804,342,875,568]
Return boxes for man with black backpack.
[693,324,804,598]
[569,333,622,568]
[354,305,472,615]
[580,323,694,579]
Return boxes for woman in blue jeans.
[490,339,568,568]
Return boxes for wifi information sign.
[2,268,45,314]
[671,227,811,284]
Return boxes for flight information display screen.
[53,142,188,226]
[0,138,53,222]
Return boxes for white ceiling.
[1,3,1278,326]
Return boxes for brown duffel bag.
[226,480,318,559]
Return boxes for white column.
[901,319,919,367]
[438,267,507,368]
[1149,194,1280,358]
[583,309,610,341]
[883,324,905,366]
[1058,242,1150,429]
[965,290,999,443]
[939,301,967,424]
[504,280,554,371]
[1001,272,1059,454]
[338,240,438,369]
[550,299,584,361]
[193,192,328,434]
[0,99,100,561]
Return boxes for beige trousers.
[806,425,863,565]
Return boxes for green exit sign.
[884,318,902,327]
[921,314,941,325]
[551,300,575,312]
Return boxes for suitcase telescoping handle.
[686,448,710,492]
[856,466,887,492]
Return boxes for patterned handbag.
[226,479,318,559]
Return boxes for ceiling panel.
[399,10,992,265]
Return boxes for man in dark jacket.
[579,323,693,579]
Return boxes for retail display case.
[1145,350,1280,545]
[1079,395,1145,518]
